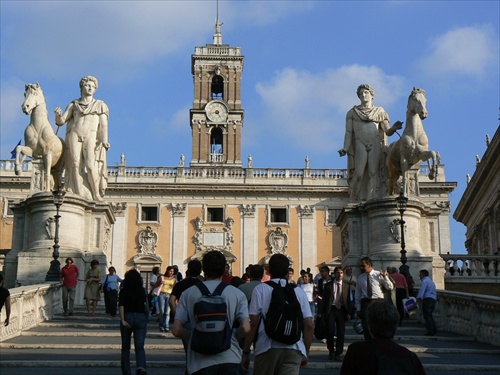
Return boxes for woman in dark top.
[119,269,148,375]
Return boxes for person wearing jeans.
[119,269,149,375]
[60,257,79,316]
[158,291,171,332]
[155,266,176,332]
[416,269,438,336]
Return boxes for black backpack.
[190,282,232,355]
[263,280,304,345]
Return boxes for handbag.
[403,297,418,315]
[353,317,364,334]
[101,275,109,293]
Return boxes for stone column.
[110,203,128,278]
[298,205,316,270]
[170,203,187,267]
[240,204,258,269]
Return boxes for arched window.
[211,75,224,100]
[210,127,223,163]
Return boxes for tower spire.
[213,0,223,45]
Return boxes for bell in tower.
[189,19,244,168]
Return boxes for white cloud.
[418,25,498,78]
[1,1,315,80]
[1,2,213,78]
[254,65,405,153]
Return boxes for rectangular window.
[207,207,224,223]
[6,200,14,216]
[327,209,340,225]
[271,208,287,224]
[140,205,159,222]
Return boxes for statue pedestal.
[338,197,445,283]
[5,192,115,303]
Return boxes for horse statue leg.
[399,155,409,196]
[420,150,437,181]
[386,142,400,195]
[43,152,53,191]
[15,145,33,175]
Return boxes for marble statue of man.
[55,76,109,201]
[338,84,402,201]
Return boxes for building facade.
[0,23,455,289]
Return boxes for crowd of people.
[0,253,437,374]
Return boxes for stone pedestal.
[338,197,445,284]
[5,192,115,304]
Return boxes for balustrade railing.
[433,289,500,346]
[0,283,61,341]
[441,254,500,277]
[0,160,31,172]
[104,165,347,182]
[4,160,442,183]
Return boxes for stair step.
[1,309,499,375]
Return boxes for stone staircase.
[0,306,499,375]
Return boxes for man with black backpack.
[241,254,313,375]
[172,250,250,375]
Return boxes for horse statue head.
[22,82,45,115]
[407,87,428,120]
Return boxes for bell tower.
[190,19,244,167]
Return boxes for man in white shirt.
[241,254,314,375]
[355,256,394,340]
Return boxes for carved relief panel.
[193,216,235,255]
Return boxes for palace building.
[0,21,455,290]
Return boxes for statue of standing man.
[338,84,402,201]
[55,76,109,201]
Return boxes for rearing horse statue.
[386,88,437,195]
[15,82,65,191]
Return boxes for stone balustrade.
[441,254,500,297]
[0,282,61,341]
[1,159,439,185]
[0,160,32,172]
[441,254,500,277]
[433,289,500,346]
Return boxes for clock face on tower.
[205,101,228,123]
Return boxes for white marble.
[55,76,109,202]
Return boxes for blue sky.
[1,1,498,253]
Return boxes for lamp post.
[45,185,66,282]
[396,192,409,274]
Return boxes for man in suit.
[355,257,394,340]
[318,266,352,361]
